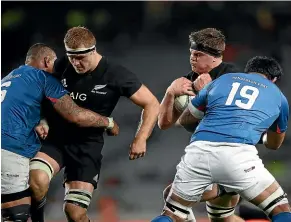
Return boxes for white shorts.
[1,149,30,194]
[172,141,275,202]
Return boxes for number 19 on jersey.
[225,82,259,110]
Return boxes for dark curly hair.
[244,56,283,81]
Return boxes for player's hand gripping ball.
[193,73,212,92]
[167,77,196,97]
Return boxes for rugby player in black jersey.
[158,28,245,222]
[29,26,159,222]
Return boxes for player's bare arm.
[53,94,119,135]
[128,85,159,160]
[263,130,286,150]
[178,108,200,129]
[158,77,195,130]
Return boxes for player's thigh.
[63,141,103,190]
[171,143,213,202]
[32,139,64,173]
[224,155,290,218]
[164,183,231,203]
[1,149,30,195]
[62,141,103,216]
[246,180,290,217]
[29,141,64,197]
[31,151,61,175]
[210,143,272,196]
[209,193,240,207]
[1,149,31,221]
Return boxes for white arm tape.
[187,102,204,120]
[106,117,114,130]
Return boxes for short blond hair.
[64,26,96,49]
[189,28,226,52]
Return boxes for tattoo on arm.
[53,95,109,128]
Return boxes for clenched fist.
[193,73,212,92]
[167,77,195,96]
[35,119,49,140]
[129,138,146,160]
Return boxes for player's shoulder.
[210,62,241,79]
[213,72,243,81]
[102,57,139,82]
[17,65,48,80]
[220,62,241,73]
[272,84,288,105]
[53,56,70,73]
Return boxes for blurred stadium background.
[1,1,291,221]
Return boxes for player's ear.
[43,56,50,68]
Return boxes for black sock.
[31,196,46,222]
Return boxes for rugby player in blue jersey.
[1,43,119,222]
[152,56,290,222]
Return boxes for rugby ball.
[174,95,191,112]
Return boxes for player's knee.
[29,171,49,200]
[64,202,87,222]
[257,187,289,217]
[63,189,92,221]
[29,157,53,200]
[206,201,236,220]
[1,204,30,222]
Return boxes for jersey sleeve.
[114,66,142,98]
[187,82,211,119]
[44,74,68,104]
[269,93,289,133]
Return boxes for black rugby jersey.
[182,62,241,133]
[185,62,240,82]
[43,56,142,141]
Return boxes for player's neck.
[89,54,102,72]
[250,72,268,79]
[26,61,43,71]
[211,59,222,70]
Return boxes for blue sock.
[272,212,291,222]
[151,215,173,222]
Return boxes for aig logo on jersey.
[70,92,87,101]
[91,84,107,95]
